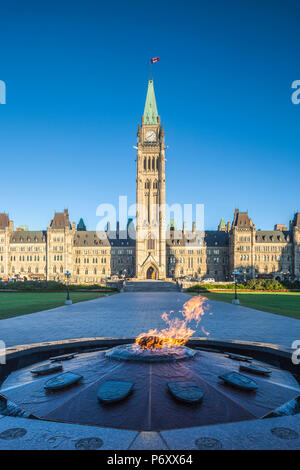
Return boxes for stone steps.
[124,281,180,292]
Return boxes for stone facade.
[135,79,166,280]
[1,210,299,284]
[0,80,299,284]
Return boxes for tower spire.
[143,79,158,125]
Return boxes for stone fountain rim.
[1,337,298,389]
[105,343,197,362]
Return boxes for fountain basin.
[1,344,299,431]
[105,344,196,362]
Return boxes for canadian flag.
[150,57,160,64]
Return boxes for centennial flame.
[135,296,210,350]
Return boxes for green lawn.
[0,292,109,320]
[191,291,300,319]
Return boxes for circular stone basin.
[1,346,300,432]
[105,344,196,362]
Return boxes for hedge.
[186,279,300,292]
[0,280,118,292]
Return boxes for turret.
[218,217,226,232]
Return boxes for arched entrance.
[146,266,156,279]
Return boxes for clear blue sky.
[0,0,299,231]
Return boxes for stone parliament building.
[1,80,299,283]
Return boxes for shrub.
[186,278,300,292]
[186,283,234,292]
[0,280,117,292]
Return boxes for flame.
[135,296,210,350]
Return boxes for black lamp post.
[64,270,72,305]
[232,269,240,305]
[123,269,127,289]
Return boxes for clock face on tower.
[145,130,156,142]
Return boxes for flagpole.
[149,57,159,80]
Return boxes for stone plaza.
[0,292,299,450]
[0,291,299,348]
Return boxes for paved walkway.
[0,292,299,348]
[0,414,299,449]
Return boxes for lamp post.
[232,269,240,305]
[64,270,72,305]
[122,269,127,290]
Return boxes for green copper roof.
[143,79,158,125]
[77,218,86,231]
[219,218,226,228]
[169,218,177,230]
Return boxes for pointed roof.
[219,217,226,228]
[168,218,176,231]
[143,79,158,125]
[232,209,253,228]
[0,213,10,228]
[50,209,71,229]
[218,218,227,232]
[292,212,300,227]
[77,218,86,231]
